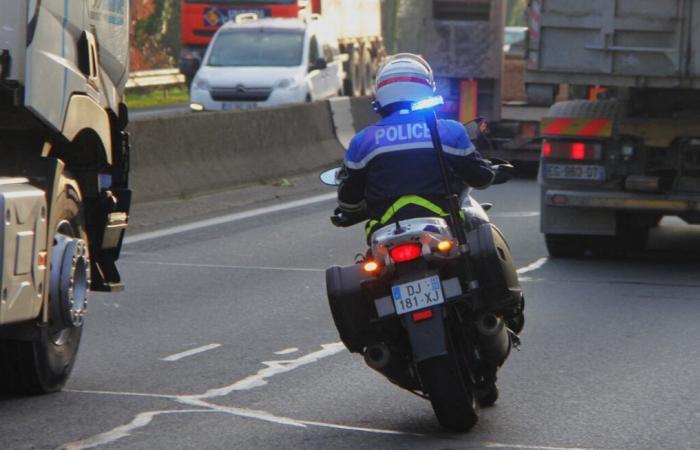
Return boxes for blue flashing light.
[412,96,444,112]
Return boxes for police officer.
[334,53,495,237]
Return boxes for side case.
[325,264,376,353]
[466,223,522,311]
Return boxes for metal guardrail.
[126,68,185,89]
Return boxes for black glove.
[491,163,515,185]
[331,208,367,227]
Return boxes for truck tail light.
[542,140,602,161]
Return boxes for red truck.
[179,0,384,96]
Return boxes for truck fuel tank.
[0,179,47,326]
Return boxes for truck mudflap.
[402,308,448,363]
[544,189,700,213]
[89,127,131,292]
[88,187,130,292]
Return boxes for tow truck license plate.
[544,164,605,181]
[392,275,445,315]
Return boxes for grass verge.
[125,86,189,110]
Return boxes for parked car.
[189,15,344,111]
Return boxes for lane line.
[60,410,217,450]
[60,344,346,449]
[60,256,554,448]
[517,257,548,275]
[491,211,540,218]
[161,344,222,362]
[274,347,299,355]
[64,389,178,399]
[124,193,336,245]
[193,343,345,399]
[484,443,619,450]
[131,260,324,273]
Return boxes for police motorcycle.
[320,98,524,432]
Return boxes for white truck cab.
[189,16,344,111]
[0,0,131,394]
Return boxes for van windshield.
[207,30,304,67]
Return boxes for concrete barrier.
[128,100,354,203]
[349,97,379,131]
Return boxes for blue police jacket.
[338,111,494,232]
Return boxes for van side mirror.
[311,57,328,72]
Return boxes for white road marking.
[274,347,299,355]
[517,257,548,275]
[60,410,216,450]
[484,444,616,450]
[297,418,424,436]
[61,343,346,449]
[131,260,324,273]
[161,343,222,362]
[64,389,177,399]
[60,256,554,449]
[193,343,344,399]
[124,193,336,245]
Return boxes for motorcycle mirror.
[464,117,488,141]
[319,168,341,186]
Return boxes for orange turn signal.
[437,240,453,252]
[363,261,379,273]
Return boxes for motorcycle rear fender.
[402,307,448,363]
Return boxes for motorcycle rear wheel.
[418,354,480,432]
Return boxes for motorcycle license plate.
[391,275,445,315]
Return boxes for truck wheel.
[344,46,363,97]
[0,176,88,394]
[361,46,374,96]
[616,214,651,252]
[545,234,585,258]
[418,354,480,432]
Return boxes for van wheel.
[0,176,88,394]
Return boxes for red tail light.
[542,141,552,157]
[390,243,422,263]
[412,309,433,322]
[541,140,602,160]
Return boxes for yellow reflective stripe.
[365,196,450,236]
[365,219,379,236]
[379,195,449,224]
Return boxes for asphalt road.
[2,177,700,450]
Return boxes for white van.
[189,17,343,111]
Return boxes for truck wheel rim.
[50,221,90,337]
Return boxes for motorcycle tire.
[418,354,480,432]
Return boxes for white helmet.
[374,53,436,113]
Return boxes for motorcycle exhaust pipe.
[363,343,391,370]
[475,314,511,366]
